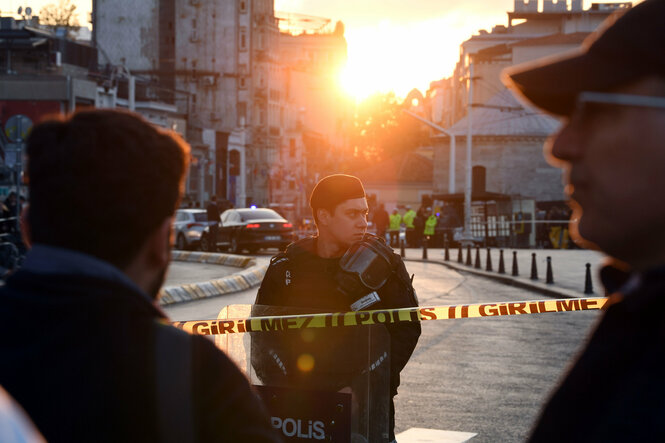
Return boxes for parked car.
[201,207,294,253]
[172,209,216,250]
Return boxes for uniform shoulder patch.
[270,253,289,266]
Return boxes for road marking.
[396,427,477,442]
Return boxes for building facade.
[428,0,631,202]
[94,0,285,207]
[268,15,351,223]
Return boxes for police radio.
[336,235,394,311]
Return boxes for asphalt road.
[165,261,237,286]
[163,258,602,441]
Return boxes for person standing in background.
[373,203,390,242]
[388,208,402,247]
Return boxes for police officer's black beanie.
[310,174,366,214]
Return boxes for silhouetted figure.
[506,2,665,440]
[373,203,389,241]
[0,110,279,442]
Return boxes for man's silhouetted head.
[26,109,189,270]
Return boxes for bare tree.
[39,0,79,28]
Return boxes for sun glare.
[339,18,473,101]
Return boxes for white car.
[173,209,216,250]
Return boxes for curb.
[405,258,587,299]
[159,251,268,306]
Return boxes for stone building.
[428,0,631,203]
[268,15,351,223]
[433,89,560,201]
[94,0,283,207]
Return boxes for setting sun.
[340,18,466,101]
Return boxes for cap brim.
[503,49,639,116]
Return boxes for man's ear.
[145,217,172,268]
[317,208,331,227]
[123,217,172,297]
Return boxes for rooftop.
[444,89,559,138]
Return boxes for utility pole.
[463,60,474,244]
[449,81,457,194]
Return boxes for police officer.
[388,208,402,247]
[424,208,437,240]
[402,205,416,247]
[255,174,421,442]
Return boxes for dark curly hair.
[26,109,189,269]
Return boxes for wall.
[434,136,565,202]
[94,0,158,69]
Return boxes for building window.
[238,102,247,126]
[240,0,247,13]
[289,138,296,157]
[239,28,248,51]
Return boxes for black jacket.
[254,236,421,397]
[529,265,665,442]
[0,269,279,442]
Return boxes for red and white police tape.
[172,297,609,336]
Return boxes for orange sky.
[276,0,518,100]
[3,0,630,100]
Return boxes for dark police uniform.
[255,234,421,440]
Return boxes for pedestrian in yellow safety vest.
[403,206,416,247]
[389,209,402,247]
[424,210,437,238]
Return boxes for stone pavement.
[399,246,608,299]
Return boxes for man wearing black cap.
[255,174,421,442]
[504,1,665,440]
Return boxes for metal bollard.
[530,253,538,280]
[474,247,481,269]
[400,239,405,258]
[546,256,554,284]
[457,246,463,263]
[486,248,493,272]
[584,263,594,294]
[422,237,428,259]
[466,245,472,266]
[444,240,450,261]
[512,251,519,276]
[498,249,506,274]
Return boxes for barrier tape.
[172,297,608,336]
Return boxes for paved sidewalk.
[398,246,608,299]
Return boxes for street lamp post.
[464,61,474,244]
[403,60,475,245]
